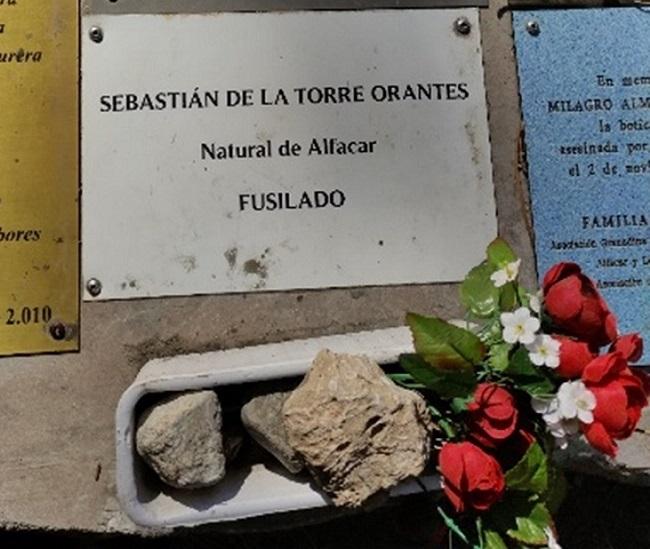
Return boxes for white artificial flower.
[529,290,543,314]
[531,395,561,423]
[490,259,522,288]
[500,307,540,345]
[557,380,596,424]
[547,418,580,449]
[544,527,562,549]
[526,334,561,368]
[531,396,580,449]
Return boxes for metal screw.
[89,26,104,43]
[49,323,68,341]
[454,17,471,36]
[86,278,103,297]
[526,20,540,36]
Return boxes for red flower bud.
[467,383,518,448]
[581,352,648,456]
[556,337,595,379]
[543,262,617,348]
[610,333,644,363]
[439,442,505,513]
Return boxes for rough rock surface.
[136,390,226,489]
[241,392,304,474]
[283,350,433,506]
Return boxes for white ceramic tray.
[115,327,440,528]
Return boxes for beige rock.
[241,392,304,474]
[136,391,225,489]
[283,350,433,507]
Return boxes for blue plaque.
[514,8,650,362]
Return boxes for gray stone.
[136,391,226,489]
[241,392,304,474]
[282,350,433,507]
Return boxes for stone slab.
[514,8,650,361]
[81,9,496,300]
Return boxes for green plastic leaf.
[460,261,500,319]
[499,282,518,311]
[517,285,532,307]
[483,530,508,549]
[387,372,426,390]
[476,517,484,549]
[437,418,458,439]
[450,395,473,413]
[488,343,511,372]
[487,238,518,268]
[503,348,555,396]
[505,442,548,494]
[406,313,486,367]
[546,465,568,514]
[491,495,552,547]
[400,354,477,399]
[506,503,552,546]
[504,347,535,376]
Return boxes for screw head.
[89,26,104,43]
[526,20,540,36]
[454,17,471,36]
[86,278,103,297]
[49,323,68,341]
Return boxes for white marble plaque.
[81,9,496,300]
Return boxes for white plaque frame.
[82,9,497,300]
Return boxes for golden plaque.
[0,0,79,355]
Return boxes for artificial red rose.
[556,337,595,379]
[581,352,648,456]
[543,262,618,348]
[467,383,518,448]
[610,333,644,363]
[439,441,505,513]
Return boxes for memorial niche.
[125,239,650,549]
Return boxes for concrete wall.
[0,0,536,533]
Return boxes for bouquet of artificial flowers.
[394,239,648,548]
